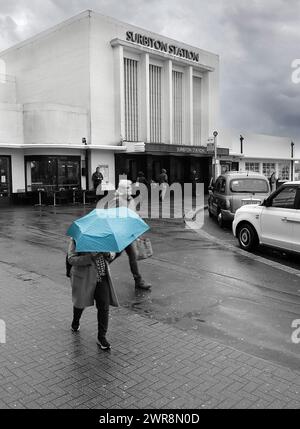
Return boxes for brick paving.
[0,261,299,409]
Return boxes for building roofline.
[0,10,91,56]
[0,143,127,151]
[0,9,219,60]
[90,10,219,59]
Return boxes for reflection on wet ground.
[0,206,300,370]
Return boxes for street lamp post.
[213,131,219,180]
[240,135,244,155]
[291,141,295,181]
[83,137,90,191]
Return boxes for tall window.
[193,76,202,145]
[278,162,290,181]
[149,65,162,143]
[124,58,139,142]
[245,162,260,173]
[263,163,276,177]
[295,162,300,181]
[172,71,183,145]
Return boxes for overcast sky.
[1,0,300,140]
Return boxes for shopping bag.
[96,184,103,196]
[134,238,153,260]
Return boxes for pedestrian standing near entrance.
[191,170,199,197]
[269,170,277,193]
[108,180,152,291]
[136,171,149,188]
[92,167,104,191]
[68,239,119,350]
[158,169,168,201]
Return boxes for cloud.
[1,0,300,139]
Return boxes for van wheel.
[237,223,258,252]
[217,212,225,228]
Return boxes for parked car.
[208,172,270,227]
[233,181,300,254]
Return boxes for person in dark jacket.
[191,170,199,197]
[92,167,104,191]
[269,171,277,193]
[136,171,149,187]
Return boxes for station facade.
[0,10,220,202]
[0,10,298,204]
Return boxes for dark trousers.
[73,277,110,339]
[125,244,141,281]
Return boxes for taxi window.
[272,186,297,209]
[230,179,269,193]
[294,188,300,209]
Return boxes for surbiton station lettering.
[126,31,200,62]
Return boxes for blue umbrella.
[67,207,150,253]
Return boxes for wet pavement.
[0,205,299,372]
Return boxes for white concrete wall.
[0,103,24,145]
[23,103,88,145]
[0,74,17,103]
[89,14,117,146]
[0,13,90,109]
[0,10,219,149]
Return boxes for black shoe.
[71,322,80,332]
[97,337,111,351]
[135,279,152,291]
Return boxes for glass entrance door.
[0,156,11,201]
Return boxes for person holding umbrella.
[67,207,150,349]
[68,242,117,350]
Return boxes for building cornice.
[0,144,127,151]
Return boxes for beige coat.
[108,194,137,211]
[67,239,119,309]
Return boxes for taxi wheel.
[237,223,258,252]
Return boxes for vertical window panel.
[172,71,183,145]
[149,65,162,143]
[124,58,139,142]
[193,76,202,145]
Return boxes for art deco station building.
[0,10,221,201]
[0,10,298,203]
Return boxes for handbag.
[134,238,153,260]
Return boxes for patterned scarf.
[95,254,107,282]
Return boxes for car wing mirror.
[263,198,272,207]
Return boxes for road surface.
[0,206,299,372]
